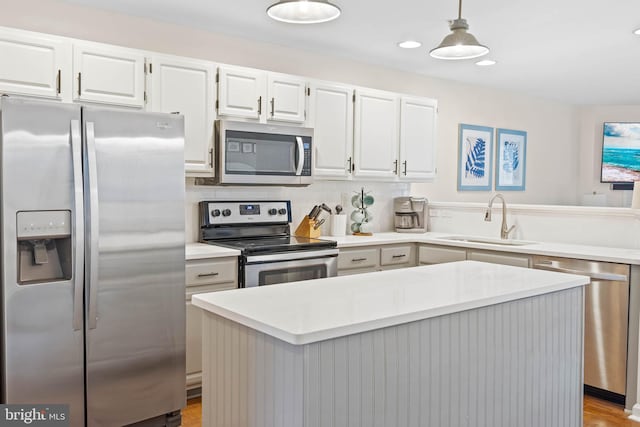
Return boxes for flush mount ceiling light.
[430,0,489,60]
[476,59,496,66]
[267,0,341,24]
[634,28,640,35]
[398,40,423,49]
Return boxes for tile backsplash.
[185,180,412,242]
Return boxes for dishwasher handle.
[532,263,628,282]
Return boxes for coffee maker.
[394,197,428,233]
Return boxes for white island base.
[194,261,588,427]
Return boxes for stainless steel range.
[199,200,338,287]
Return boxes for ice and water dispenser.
[16,210,72,284]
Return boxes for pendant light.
[430,0,489,60]
[267,0,341,24]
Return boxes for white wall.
[428,202,640,249]
[16,0,640,244]
[186,181,409,242]
[1,0,578,205]
[577,105,640,207]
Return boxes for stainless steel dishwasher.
[532,255,630,403]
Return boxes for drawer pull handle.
[197,272,219,278]
[351,258,367,262]
[392,254,407,258]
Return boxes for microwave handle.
[295,136,304,176]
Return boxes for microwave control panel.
[301,137,312,177]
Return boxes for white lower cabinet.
[380,245,415,270]
[338,244,416,275]
[337,247,379,275]
[419,244,531,268]
[419,245,467,265]
[185,257,238,394]
[467,250,531,268]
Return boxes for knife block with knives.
[294,204,330,238]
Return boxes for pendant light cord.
[458,0,463,19]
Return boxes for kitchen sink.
[435,235,538,246]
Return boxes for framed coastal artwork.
[601,122,640,184]
[458,124,493,191]
[495,128,527,191]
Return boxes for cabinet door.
[0,28,71,101]
[353,89,399,179]
[337,247,379,273]
[73,42,146,107]
[151,55,216,176]
[185,282,237,390]
[308,82,354,179]
[468,250,530,268]
[380,245,415,269]
[399,96,437,181]
[217,65,264,120]
[267,73,307,123]
[418,245,467,265]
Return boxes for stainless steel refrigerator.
[0,97,186,426]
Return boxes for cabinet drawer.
[468,251,530,268]
[380,245,412,266]
[186,258,237,287]
[338,248,379,270]
[186,282,237,299]
[419,246,467,265]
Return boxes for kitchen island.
[193,261,589,427]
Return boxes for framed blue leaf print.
[458,124,494,191]
[496,128,527,191]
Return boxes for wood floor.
[182,395,640,426]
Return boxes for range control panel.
[202,201,291,225]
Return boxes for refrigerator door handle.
[70,119,84,331]
[85,122,100,330]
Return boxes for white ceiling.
[63,0,640,105]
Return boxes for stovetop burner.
[205,235,336,255]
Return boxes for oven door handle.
[245,248,338,264]
[295,136,304,176]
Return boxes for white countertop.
[185,242,240,260]
[186,231,640,264]
[328,232,640,265]
[192,260,588,345]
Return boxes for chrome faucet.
[484,193,515,239]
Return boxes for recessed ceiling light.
[634,28,640,35]
[398,40,422,49]
[476,59,497,66]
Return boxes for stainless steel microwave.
[214,120,313,186]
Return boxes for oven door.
[243,249,338,288]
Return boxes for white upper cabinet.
[217,65,264,120]
[267,73,306,123]
[353,88,400,179]
[308,81,354,179]
[150,54,216,176]
[399,96,437,180]
[217,65,307,124]
[73,42,146,108]
[0,28,71,101]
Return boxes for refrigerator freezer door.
[0,98,85,426]
[82,107,186,426]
